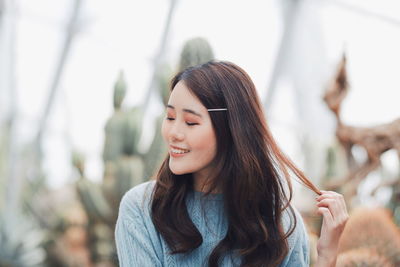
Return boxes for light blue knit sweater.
[115,181,310,266]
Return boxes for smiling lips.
[170,145,190,157]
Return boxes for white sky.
[2,0,400,189]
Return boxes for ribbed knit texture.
[115,181,310,266]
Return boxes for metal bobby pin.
[207,108,228,112]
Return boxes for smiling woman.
[162,81,218,189]
[115,61,348,267]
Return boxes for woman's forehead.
[168,81,207,113]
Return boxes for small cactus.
[0,214,46,267]
[337,208,400,266]
[113,71,127,110]
[336,248,393,267]
[72,151,85,177]
[76,177,113,225]
[122,107,143,156]
[155,63,173,106]
[103,156,144,219]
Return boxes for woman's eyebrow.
[167,104,202,118]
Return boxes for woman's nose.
[169,124,185,141]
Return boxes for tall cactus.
[178,37,215,71]
[102,73,145,205]
[99,71,144,213]
[103,72,130,163]
[74,72,148,265]
[76,177,113,224]
[103,72,143,163]
[72,151,115,265]
[0,124,7,210]
[113,71,126,110]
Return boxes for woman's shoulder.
[281,204,308,240]
[279,204,310,266]
[118,180,156,218]
[124,180,156,200]
[281,204,305,228]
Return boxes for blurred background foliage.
[1,0,400,266]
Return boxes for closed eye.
[165,117,198,126]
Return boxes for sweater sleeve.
[115,185,162,267]
[278,207,310,267]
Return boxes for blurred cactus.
[46,201,91,267]
[121,107,143,156]
[102,74,145,201]
[73,151,112,224]
[336,248,393,267]
[156,63,173,106]
[102,111,128,163]
[103,73,142,162]
[72,151,115,265]
[0,140,55,266]
[320,142,348,194]
[73,71,150,265]
[178,37,215,71]
[325,146,337,179]
[103,156,144,212]
[113,71,126,110]
[390,181,400,226]
[337,208,400,266]
[76,176,113,224]
[103,75,143,161]
[91,223,114,265]
[72,151,85,177]
[0,214,46,267]
[0,124,7,210]
[143,115,167,179]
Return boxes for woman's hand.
[315,190,349,267]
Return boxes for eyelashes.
[165,117,199,126]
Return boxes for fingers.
[316,190,349,228]
[316,190,343,201]
[315,190,350,259]
[316,207,333,224]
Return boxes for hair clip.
[207,108,228,112]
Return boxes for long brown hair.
[151,61,320,267]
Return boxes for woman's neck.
[193,170,220,193]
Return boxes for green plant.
[0,214,46,267]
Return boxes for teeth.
[171,148,190,154]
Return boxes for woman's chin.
[171,170,188,175]
[169,166,190,175]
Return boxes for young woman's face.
[161,81,217,177]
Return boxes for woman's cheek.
[194,128,217,152]
[161,120,169,142]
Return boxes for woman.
[115,61,348,267]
